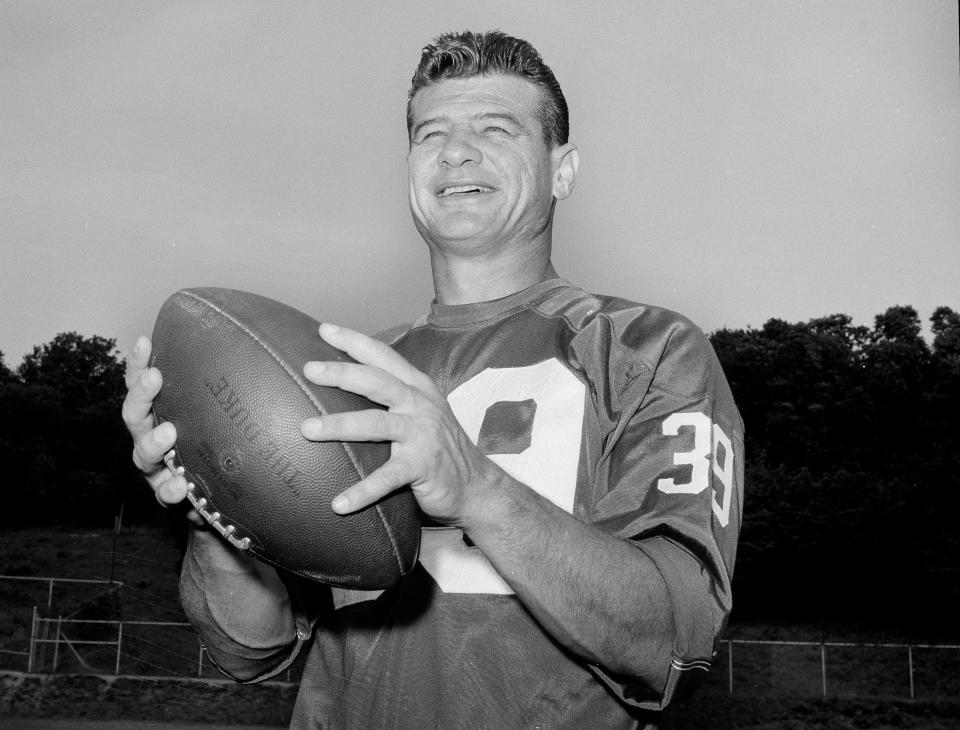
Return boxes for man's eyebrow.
[475,112,525,129]
[411,112,527,138]
[411,115,449,138]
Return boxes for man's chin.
[421,216,498,246]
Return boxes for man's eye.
[484,126,509,134]
[420,130,444,141]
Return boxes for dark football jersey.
[281,278,744,729]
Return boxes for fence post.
[27,605,37,673]
[727,640,734,695]
[52,615,62,672]
[820,643,827,697]
[198,645,204,678]
[115,621,123,675]
[908,645,915,700]
[47,579,54,609]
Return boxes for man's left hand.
[300,324,494,525]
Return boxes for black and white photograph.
[1,2,958,728]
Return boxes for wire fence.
[0,574,302,685]
[0,574,122,610]
[715,637,960,700]
[1,575,959,699]
[19,612,300,682]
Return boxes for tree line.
[713,305,960,632]
[1,305,958,632]
[0,333,155,526]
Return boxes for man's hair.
[407,30,569,148]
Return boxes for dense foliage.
[712,305,960,633]
[0,334,155,527]
[1,306,958,633]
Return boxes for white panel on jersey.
[420,359,586,594]
[448,358,585,512]
[420,528,514,594]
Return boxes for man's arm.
[463,460,675,685]
[123,337,301,680]
[180,529,300,681]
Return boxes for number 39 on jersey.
[655,412,736,527]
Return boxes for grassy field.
[1,671,957,729]
[1,525,959,728]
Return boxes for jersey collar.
[426,277,570,328]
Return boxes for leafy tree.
[17,332,125,410]
[712,314,868,473]
[872,304,923,343]
[808,313,870,352]
[931,306,960,363]
[0,351,15,384]
[0,332,149,527]
[0,381,63,510]
[712,305,960,634]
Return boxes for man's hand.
[122,336,195,514]
[300,324,498,525]
[124,341,298,671]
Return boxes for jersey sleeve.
[587,310,744,709]
[180,550,330,684]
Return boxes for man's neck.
[430,249,558,305]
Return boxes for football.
[149,287,420,589]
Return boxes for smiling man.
[406,73,577,290]
[123,31,744,729]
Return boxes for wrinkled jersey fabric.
[266,279,742,729]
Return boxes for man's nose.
[438,131,482,167]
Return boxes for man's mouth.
[437,184,495,197]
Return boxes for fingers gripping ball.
[149,288,420,589]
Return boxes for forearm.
[180,528,298,680]
[461,462,675,688]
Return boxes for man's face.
[406,74,562,253]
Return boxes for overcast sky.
[1,0,957,364]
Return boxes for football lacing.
[163,450,251,550]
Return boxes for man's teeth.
[439,185,493,197]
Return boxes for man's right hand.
[122,335,197,517]
[123,338,297,668]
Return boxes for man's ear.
[552,143,580,200]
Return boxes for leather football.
[149,287,420,589]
